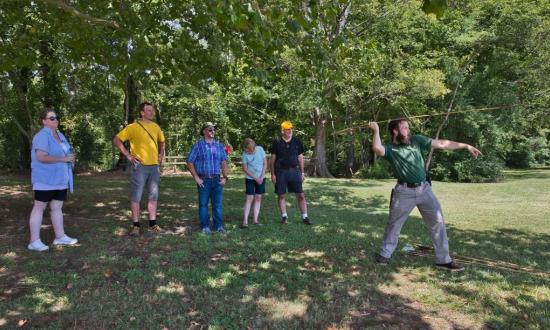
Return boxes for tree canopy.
[1,0,548,180]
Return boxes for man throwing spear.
[368,119,481,272]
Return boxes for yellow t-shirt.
[116,121,165,165]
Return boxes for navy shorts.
[274,168,303,195]
[34,189,68,202]
[245,178,266,195]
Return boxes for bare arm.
[36,149,74,163]
[158,141,165,164]
[431,139,481,159]
[298,154,305,181]
[270,154,277,183]
[221,160,229,182]
[367,122,385,157]
[112,136,139,165]
[242,163,258,180]
[186,162,204,187]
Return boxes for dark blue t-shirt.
[270,138,304,169]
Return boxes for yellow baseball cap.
[281,121,293,130]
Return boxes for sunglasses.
[47,116,60,121]
[207,129,215,132]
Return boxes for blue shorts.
[274,168,303,195]
[130,164,160,202]
[245,178,266,195]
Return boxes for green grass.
[1,169,549,329]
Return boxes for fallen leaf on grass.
[349,310,370,317]
[81,263,91,270]
[66,283,73,289]
[103,270,113,278]
[115,229,126,237]
[17,319,28,327]
[210,254,224,261]
[129,316,136,321]
[187,308,199,317]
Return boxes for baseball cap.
[280,121,293,130]
[200,122,216,135]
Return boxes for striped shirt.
[187,139,228,177]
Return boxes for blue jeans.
[197,177,224,230]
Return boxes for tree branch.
[425,83,460,170]
[13,117,31,144]
[38,0,123,31]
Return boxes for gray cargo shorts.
[130,164,160,202]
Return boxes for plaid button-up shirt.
[187,139,228,177]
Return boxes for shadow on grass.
[0,173,548,329]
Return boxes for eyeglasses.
[207,129,215,132]
[47,116,60,121]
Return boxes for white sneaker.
[28,239,49,251]
[53,235,78,246]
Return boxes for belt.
[276,166,299,170]
[199,174,220,179]
[398,181,425,188]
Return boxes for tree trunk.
[8,68,33,169]
[115,73,139,170]
[123,73,138,125]
[344,108,355,176]
[39,39,62,108]
[312,107,334,178]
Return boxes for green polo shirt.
[383,135,432,184]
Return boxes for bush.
[429,162,454,182]
[363,159,393,179]
[455,155,504,183]
[506,136,550,168]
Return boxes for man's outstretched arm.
[431,139,482,159]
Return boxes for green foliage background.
[0,0,548,180]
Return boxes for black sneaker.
[302,217,313,225]
[281,216,288,224]
[435,261,465,272]
[375,254,390,265]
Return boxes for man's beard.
[396,132,411,144]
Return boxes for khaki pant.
[380,182,452,264]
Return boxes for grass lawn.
[1,168,549,329]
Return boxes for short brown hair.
[242,138,256,150]
[138,102,154,113]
